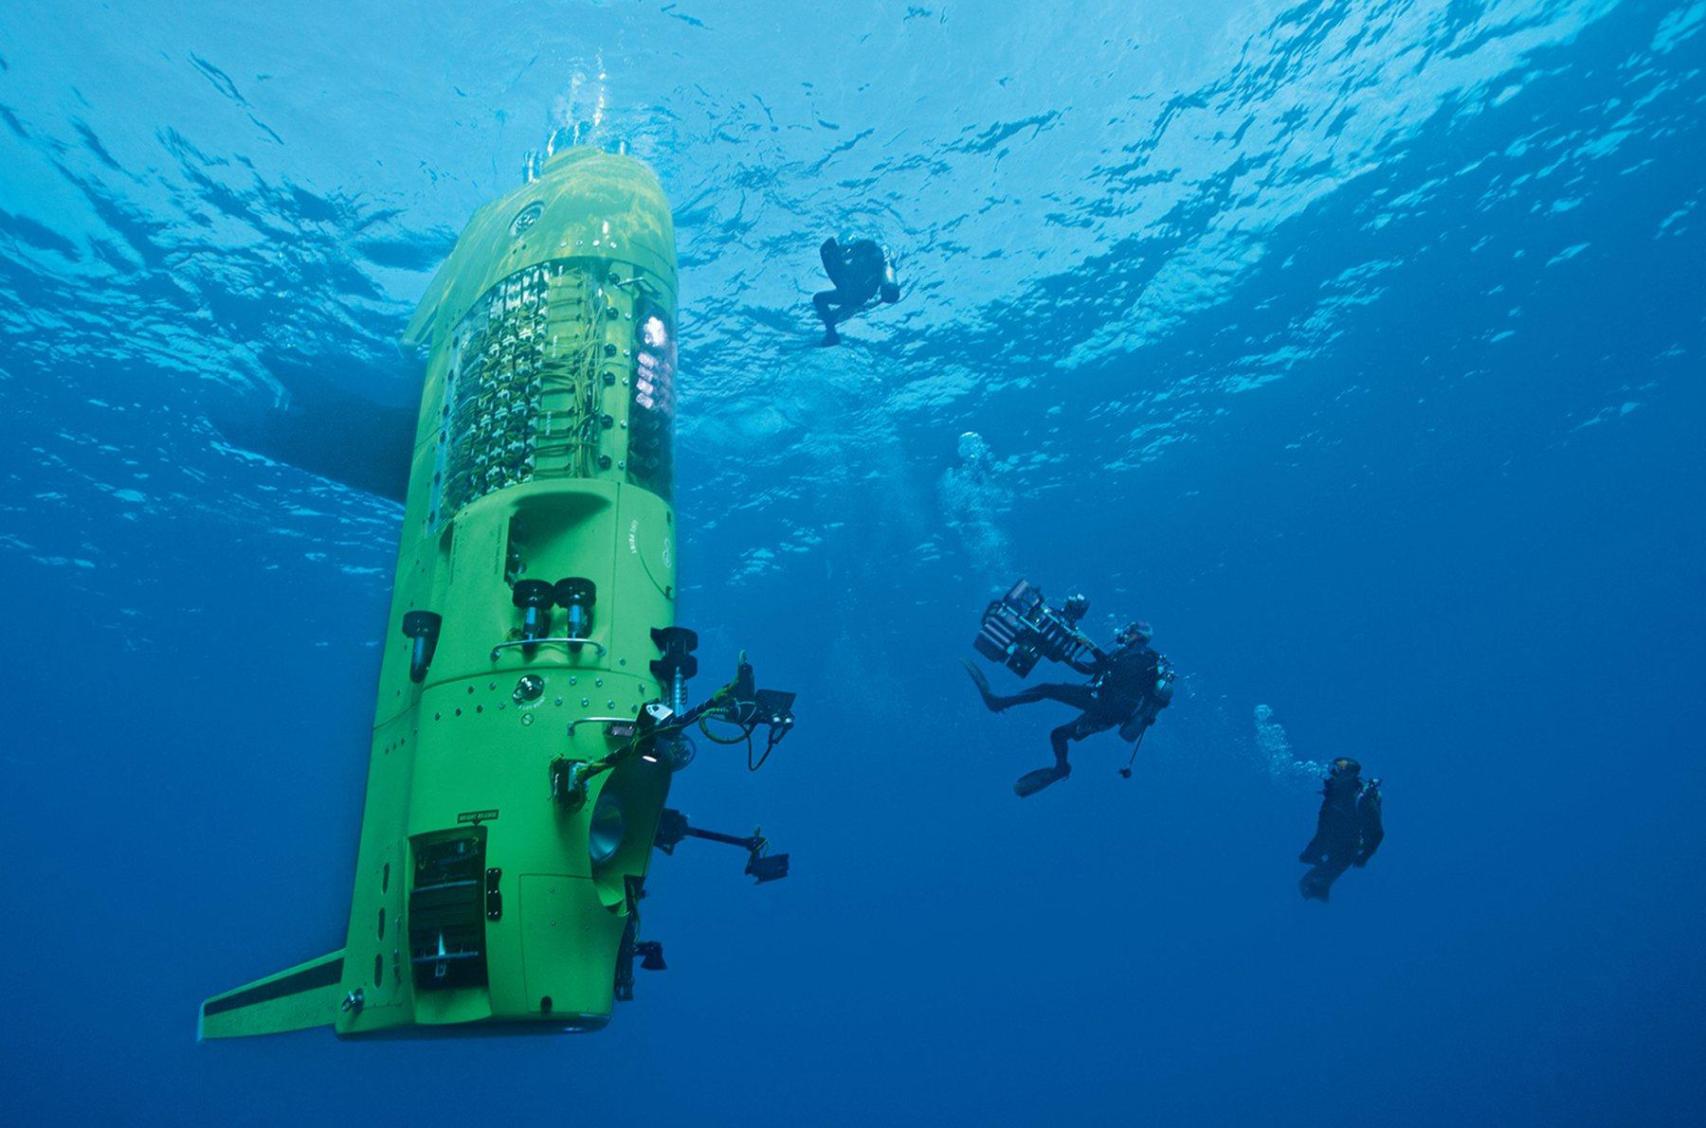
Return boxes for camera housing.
[974,579,1095,677]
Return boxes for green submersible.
[201,148,794,1040]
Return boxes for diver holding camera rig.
[964,580,1175,797]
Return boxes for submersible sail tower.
[200,148,793,1039]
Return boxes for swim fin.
[1298,870,1332,902]
[961,659,1006,712]
[1014,764,1069,798]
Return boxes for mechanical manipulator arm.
[654,807,790,883]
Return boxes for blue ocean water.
[2,1,1703,1124]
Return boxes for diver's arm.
[1298,792,1333,864]
[820,237,844,287]
[1065,638,1108,676]
[1354,785,1384,866]
[1063,624,1112,675]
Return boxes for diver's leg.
[1299,859,1349,902]
[1013,722,1078,798]
[813,291,842,344]
[1049,722,1076,771]
[966,671,1041,713]
[988,682,1099,712]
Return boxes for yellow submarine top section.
[405,148,677,352]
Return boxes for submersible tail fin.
[198,950,346,1040]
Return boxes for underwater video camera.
[974,579,1096,678]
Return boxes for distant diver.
[940,433,1010,568]
[1297,757,1384,901]
[965,582,1175,798]
[812,236,899,345]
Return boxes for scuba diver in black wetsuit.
[812,236,900,345]
[1298,757,1384,901]
[965,616,1175,798]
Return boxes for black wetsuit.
[813,237,896,343]
[1299,773,1384,901]
[982,642,1166,768]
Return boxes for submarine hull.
[202,148,681,1038]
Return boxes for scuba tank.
[1118,656,1175,742]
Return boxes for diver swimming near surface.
[964,581,1175,797]
[1298,757,1384,901]
[812,236,899,345]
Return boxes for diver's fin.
[1014,765,1069,798]
[199,949,346,1040]
[961,659,1005,712]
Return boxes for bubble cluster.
[1253,704,1330,787]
